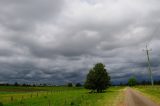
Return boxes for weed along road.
[125,87,159,106]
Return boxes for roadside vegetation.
[134,86,160,105]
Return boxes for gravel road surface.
[125,87,159,106]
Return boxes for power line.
[143,44,154,86]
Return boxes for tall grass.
[0,86,124,106]
[135,85,160,105]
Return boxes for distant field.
[0,86,78,92]
[134,86,160,105]
[0,86,124,106]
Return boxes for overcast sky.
[0,0,160,85]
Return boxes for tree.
[75,83,82,87]
[67,83,73,87]
[84,63,110,93]
[14,82,19,86]
[128,76,137,86]
[22,83,27,86]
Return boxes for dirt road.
[125,87,159,106]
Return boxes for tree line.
[0,82,83,87]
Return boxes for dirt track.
[125,87,159,106]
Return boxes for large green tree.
[128,76,137,86]
[84,63,110,93]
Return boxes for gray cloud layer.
[0,0,160,84]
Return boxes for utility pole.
[143,44,154,86]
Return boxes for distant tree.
[119,82,123,86]
[154,80,160,85]
[158,80,160,85]
[75,83,82,87]
[22,83,26,86]
[67,83,73,87]
[128,77,137,86]
[141,80,146,85]
[84,63,110,93]
[14,82,19,86]
[43,83,47,86]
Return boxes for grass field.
[0,86,124,106]
[134,86,160,105]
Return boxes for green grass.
[0,86,124,106]
[135,85,160,105]
[0,86,79,92]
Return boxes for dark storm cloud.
[0,0,160,84]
